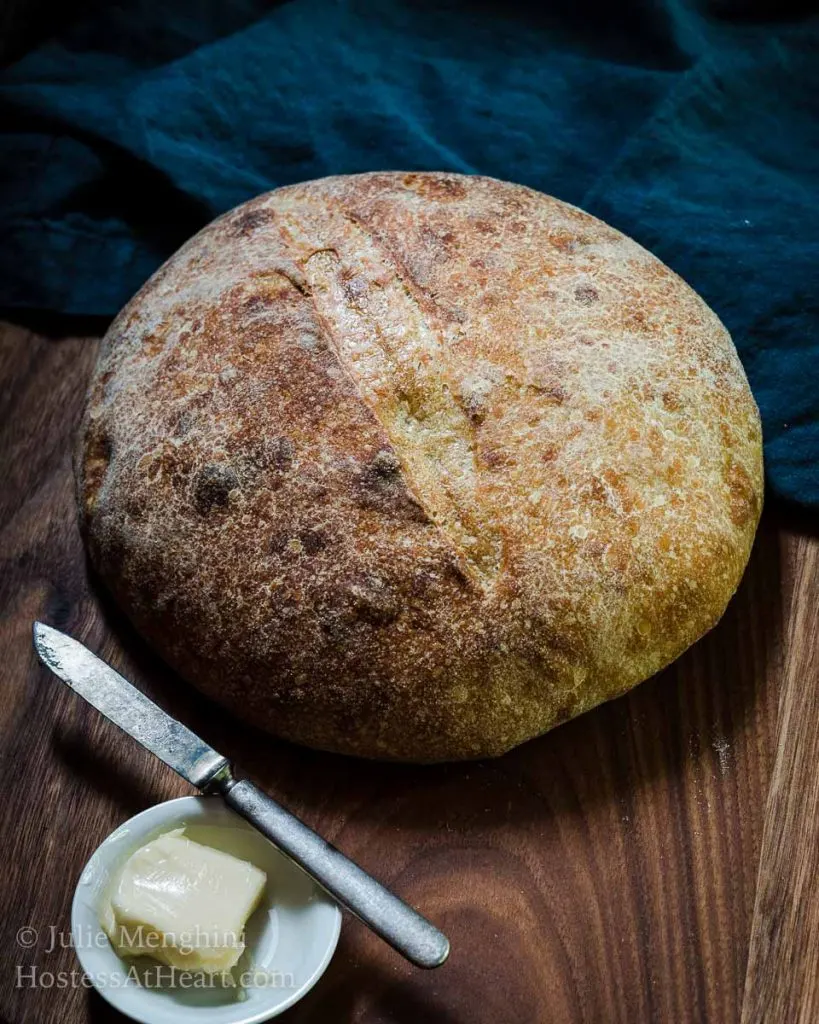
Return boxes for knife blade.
[33,623,229,789]
[33,622,450,969]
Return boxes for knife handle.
[221,778,450,969]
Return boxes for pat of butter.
[101,829,266,974]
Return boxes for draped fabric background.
[1,0,817,504]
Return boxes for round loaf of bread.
[77,172,763,762]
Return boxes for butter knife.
[32,622,450,969]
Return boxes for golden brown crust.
[76,172,763,761]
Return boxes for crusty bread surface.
[77,172,763,761]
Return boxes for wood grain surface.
[0,322,813,1024]
[741,533,819,1024]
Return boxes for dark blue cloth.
[1,0,817,505]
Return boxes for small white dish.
[72,796,341,1024]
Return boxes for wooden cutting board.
[0,323,814,1024]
